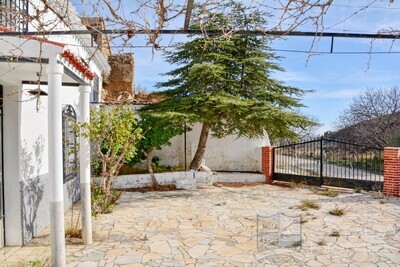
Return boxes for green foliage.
[79,105,142,195]
[354,186,362,193]
[141,1,315,170]
[152,156,160,167]
[91,183,121,215]
[29,260,42,267]
[128,113,184,167]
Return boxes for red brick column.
[383,147,400,196]
[262,146,274,183]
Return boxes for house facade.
[0,0,110,247]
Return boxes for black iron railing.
[0,0,28,32]
[273,138,384,190]
[62,105,78,183]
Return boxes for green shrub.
[91,184,121,215]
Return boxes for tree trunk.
[145,150,158,188]
[100,159,108,195]
[190,122,210,171]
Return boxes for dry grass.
[329,207,345,216]
[330,229,341,237]
[314,188,339,197]
[299,199,321,211]
[65,227,82,238]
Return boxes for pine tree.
[142,1,316,170]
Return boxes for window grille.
[0,0,29,32]
[62,105,78,183]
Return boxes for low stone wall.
[212,172,265,183]
[97,171,266,190]
[106,171,212,189]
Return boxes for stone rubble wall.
[103,53,135,102]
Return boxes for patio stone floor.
[1,184,400,266]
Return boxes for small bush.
[30,260,42,267]
[26,259,50,267]
[299,199,320,211]
[317,240,326,246]
[354,187,362,193]
[330,229,340,237]
[65,227,82,239]
[329,207,345,216]
[91,184,121,215]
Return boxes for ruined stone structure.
[103,53,135,102]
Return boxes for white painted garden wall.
[153,123,271,172]
[101,171,265,190]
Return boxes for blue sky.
[74,0,400,134]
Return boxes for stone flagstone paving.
[1,184,400,266]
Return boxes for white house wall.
[153,123,270,172]
[15,84,82,245]
[3,85,23,246]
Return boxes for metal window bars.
[0,0,28,32]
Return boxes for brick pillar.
[262,146,274,183]
[383,147,400,196]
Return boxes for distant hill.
[326,112,400,148]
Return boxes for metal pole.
[184,123,187,171]
[47,56,66,267]
[320,138,323,186]
[1,29,399,39]
[79,84,92,245]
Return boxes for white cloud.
[272,70,312,83]
[306,88,361,99]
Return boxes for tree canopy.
[141,1,316,170]
[334,86,400,147]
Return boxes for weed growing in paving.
[299,199,320,211]
[290,181,306,189]
[313,188,339,197]
[354,186,362,193]
[300,218,308,224]
[65,227,82,239]
[329,207,345,216]
[330,229,341,237]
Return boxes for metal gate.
[273,138,384,190]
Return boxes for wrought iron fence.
[0,0,28,32]
[62,105,78,183]
[273,138,384,190]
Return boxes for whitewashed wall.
[16,84,82,244]
[153,123,270,172]
[0,0,109,245]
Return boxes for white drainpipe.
[46,56,66,266]
[79,84,92,244]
